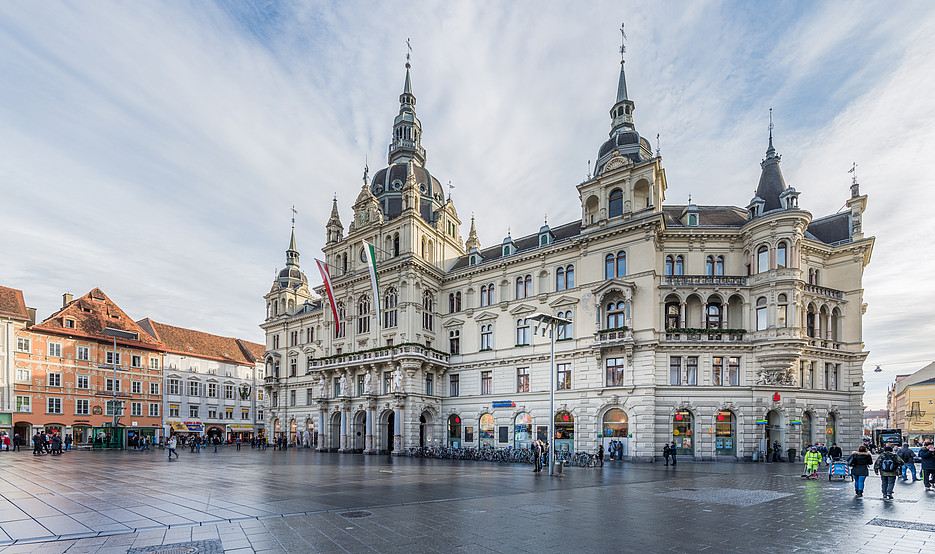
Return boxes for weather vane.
[769,107,774,139]
[291,205,297,229]
[848,162,858,185]
[619,23,627,59]
[406,38,412,66]
[447,180,455,200]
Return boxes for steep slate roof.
[0,286,29,320]
[806,213,851,245]
[238,339,266,363]
[138,318,260,365]
[31,288,164,349]
[450,220,582,271]
[662,206,748,228]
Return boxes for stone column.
[679,302,686,328]
[393,403,402,454]
[317,408,327,452]
[365,405,374,453]
[340,405,349,452]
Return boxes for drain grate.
[867,518,935,532]
[340,510,373,519]
[127,539,223,554]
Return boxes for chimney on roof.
[63,293,73,307]
[26,307,36,326]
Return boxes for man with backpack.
[874,445,904,499]
[898,443,918,482]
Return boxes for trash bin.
[787,448,797,463]
[553,461,564,474]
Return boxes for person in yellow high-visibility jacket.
[804,446,822,478]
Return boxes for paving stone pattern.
[0,448,933,552]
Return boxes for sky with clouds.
[1,1,933,409]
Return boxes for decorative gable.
[509,303,537,316]
[474,310,498,322]
[548,295,580,308]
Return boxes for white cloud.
[1,0,932,407]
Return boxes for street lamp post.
[99,328,138,448]
[529,312,571,476]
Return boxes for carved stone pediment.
[548,295,580,308]
[600,153,632,175]
[509,303,538,316]
[442,317,465,329]
[591,278,636,302]
[475,310,498,322]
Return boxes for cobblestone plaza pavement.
[0,448,933,553]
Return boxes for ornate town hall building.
[261,47,874,461]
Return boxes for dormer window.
[540,235,548,246]
[688,214,697,226]
[470,255,477,266]
[503,245,511,257]
[64,318,75,329]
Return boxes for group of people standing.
[845,440,935,499]
[31,431,70,455]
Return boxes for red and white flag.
[315,259,340,336]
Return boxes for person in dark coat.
[32,432,43,455]
[920,440,935,491]
[847,445,874,496]
[874,445,904,500]
[828,443,842,461]
[669,441,678,466]
[597,443,604,467]
[532,440,543,472]
[13,433,21,452]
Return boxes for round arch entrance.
[479,414,495,448]
[329,412,341,451]
[447,414,462,448]
[715,410,736,457]
[514,413,533,450]
[672,410,694,456]
[554,411,574,453]
[419,411,435,448]
[206,426,224,440]
[352,411,366,451]
[601,409,628,458]
[766,409,784,461]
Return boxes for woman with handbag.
[847,444,873,496]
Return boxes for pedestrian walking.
[532,440,543,472]
[12,433,21,452]
[818,443,829,466]
[898,443,918,482]
[597,443,604,467]
[803,446,822,478]
[51,434,62,455]
[32,432,43,455]
[847,445,873,496]
[236,438,242,451]
[662,443,671,465]
[920,440,935,491]
[64,434,72,452]
[669,441,677,466]
[874,445,903,499]
[213,437,219,453]
[167,436,179,460]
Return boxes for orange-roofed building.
[1,285,34,440]
[137,319,266,442]
[12,288,165,447]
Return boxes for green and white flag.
[364,242,381,327]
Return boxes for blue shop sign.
[491,401,515,408]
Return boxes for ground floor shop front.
[266,388,860,461]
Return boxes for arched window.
[449,293,456,313]
[470,255,476,266]
[715,255,724,276]
[516,318,530,346]
[605,254,615,279]
[515,276,525,299]
[342,253,348,274]
[480,324,492,350]
[357,297,370,334]
[422,292,434,331]
[675,255,684,276]
[616,252,626,277]
[480,285,488,307]
[456,292,462,312]
[609,189,623,218]
[449,329,460,355]
[665,255,674,276]
[480,413,495,448]
[393,234,400,256]
[514,413,533,448]
[606,301,627,329]
[777,241,787,269]
[666,302,681,329]
[556,266,565,291]
[335,302,346,338]
[755,297,768,330]
[565,265,574,289]
[706,256,715,276]
[777,294,788,327]
[757,245,769,273]
[706,302,722,329]
[806,306,816,338]
[814,269,820,285]
[557,311,573,340]
[384,289,398,328]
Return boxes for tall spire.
[755,109,787,212]
[609,23,636,136]
[465,215,480,251]
[326,194,343,245]
[388,39,426,166]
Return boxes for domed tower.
[369,58,446,223]
[594,26,653,174]
[265,226,312,320]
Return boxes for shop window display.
[479,413,495,448]
[672,410,693,456]
[514,412,533,449]
[715,411,735,456]
[554,411,575,452]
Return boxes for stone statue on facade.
[318,375,326,398]
[393,366,403,393]
[364,372,373,394]
[340,373,348,396]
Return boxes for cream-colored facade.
[889,363,935,444]
[261,48,874,461]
